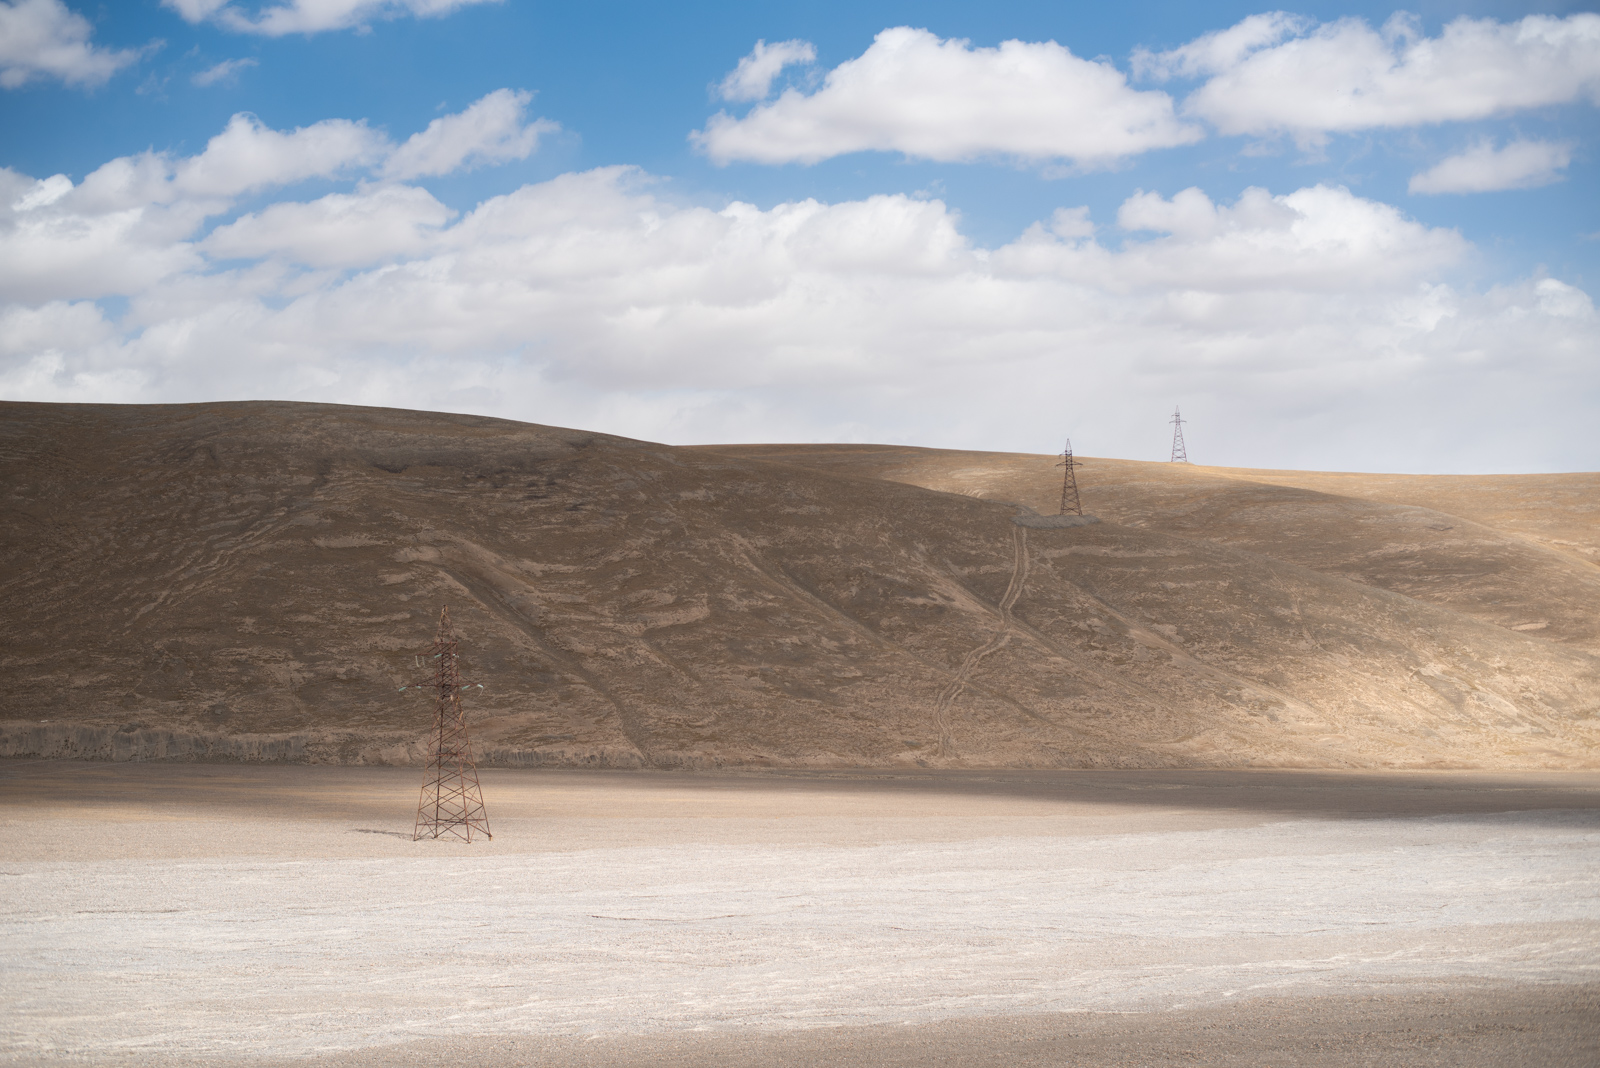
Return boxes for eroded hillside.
[2,402,1595,768]
[704,445,1600,656]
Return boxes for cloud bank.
[2,103,1596,472]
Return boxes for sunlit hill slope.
[2,401,1596,768]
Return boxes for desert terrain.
[2,400,1597,770]
[1,763,1596,1066]
[3,400,1599,1065]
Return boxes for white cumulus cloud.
[0,0,143,88]
[0,162,206,302]
[11,173,71,211]
[693,26,1202,167]
[383,89,557,180]
[1105,184,1468,289]
[1151,12,1600,144]
[204,184,455,267]
[0,299,116,361]
[0,95,549,303]
[168,113,388,199]
[0,114,385,302]
[716,38,816,102]
[1133,12,1309,81]
[162,0,498,36]
[1409,138,1574,194]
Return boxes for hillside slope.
[2,402,1596,768]
[702,445,1600,656]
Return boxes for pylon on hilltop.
[1057,439,1083,516]
[1169,407,1190,464]
[405,606,492,842]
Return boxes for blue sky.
[1,0,1597,470]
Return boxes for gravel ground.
[2,765,1597,1066]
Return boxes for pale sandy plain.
[3,762,1598,1066]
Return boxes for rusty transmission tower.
[1169,406,1190,463]
[405,606,492,842]
[1057,439,1083,516]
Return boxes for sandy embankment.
[1,763,1597,1067]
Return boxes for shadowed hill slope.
[3,403,1596,769]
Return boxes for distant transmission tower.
[406,606,492,842]
[1168,406,1190,463]
[1057,439,1083,515]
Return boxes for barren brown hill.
[702,445,1600,656]
[3,402,1596,769]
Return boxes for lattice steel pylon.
[1057,439,1083,516]
[408,606,492,842]
[1168,406,1190,464]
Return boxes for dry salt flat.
[1,767,1598,1066]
